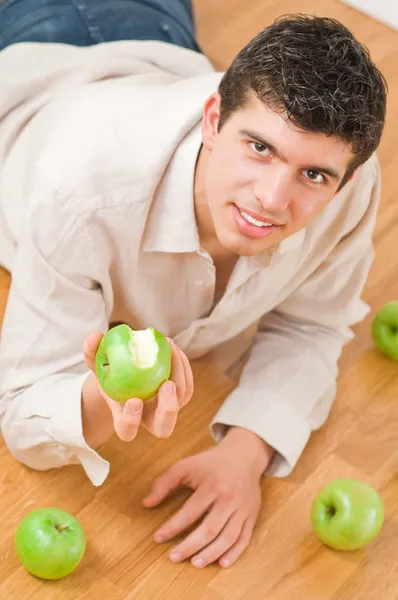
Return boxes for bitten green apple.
[310,479,384,551]
[371,300,398,360]
[95,324,172,402]
[15,507,86,580]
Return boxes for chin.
[216,228,266,257]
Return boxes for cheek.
[207,151,248,198]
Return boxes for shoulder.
[28,83,156,213]
[26,74,214,215]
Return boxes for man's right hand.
[82,330,194,443]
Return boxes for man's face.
[199,92,354,257]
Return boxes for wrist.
[219,426,275,477]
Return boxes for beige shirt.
[0,40,380,486]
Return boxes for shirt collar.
[142,121,202,254]
[243,228,306,270]
[278,228,306,253]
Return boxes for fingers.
[167,339,187,406]
[168,500,232,564]
[111,398,144,442]
[143,460,187,508]
[153,487,214,543]
[141,341,193,437]
[191,512,245,568]
[218,517,254,568]
[177,348,194,408]
[83,330,103,372]
[167,339,194,408]
[154,381,179,437]
[141,381,179,438]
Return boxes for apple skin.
[310,479,384,551]
[15,507,86,580]
[371,301,398,361]
[95,324,172,403]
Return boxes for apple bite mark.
[127,329,159,368]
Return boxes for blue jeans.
[0,0,201,53]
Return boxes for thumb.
[143,461,186,507]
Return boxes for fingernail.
[170,552,182,563]
[143,493,154,502]
[192,558,204,568]
[129,401,142,413]
[220,558,230,568]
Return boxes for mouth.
[233,204,282,239]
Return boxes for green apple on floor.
[15,507,86,580]
[310,479,384,551]
[95,324,172,402]
[372,300,398,361]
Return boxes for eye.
[249,141,271,155]
[304,169,325,184]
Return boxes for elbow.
[0,401,68,473]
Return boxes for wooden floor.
[0,0,398,598]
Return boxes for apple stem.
[326,506,336,517]
[55,524,69,533]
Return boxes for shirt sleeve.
[0,176,112,486]
[210,158,381,477]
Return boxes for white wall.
[339,0,398,30]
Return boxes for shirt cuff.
[47,372,110,486]
[210,387,311,478]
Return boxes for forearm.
[211,317,341,478]
[218,426,275,478]
[81,372,114,449]
[0,371,110,485]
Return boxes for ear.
[201,92,221,151]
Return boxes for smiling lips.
[233,204,282,239]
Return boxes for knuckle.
[204,524,220,539]
[227,524,242,544]
[174,458,187,473]
[211,481,231,498]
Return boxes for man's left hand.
[143,427,274,568]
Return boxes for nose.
[253,165,292,213]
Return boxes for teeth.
[239,209,272,227]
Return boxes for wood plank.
[0,0,398,598]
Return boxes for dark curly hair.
[218,14,387,186]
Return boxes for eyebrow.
[239,128,341,181]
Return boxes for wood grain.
[0,0,398,598]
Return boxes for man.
[0,0,387,569]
